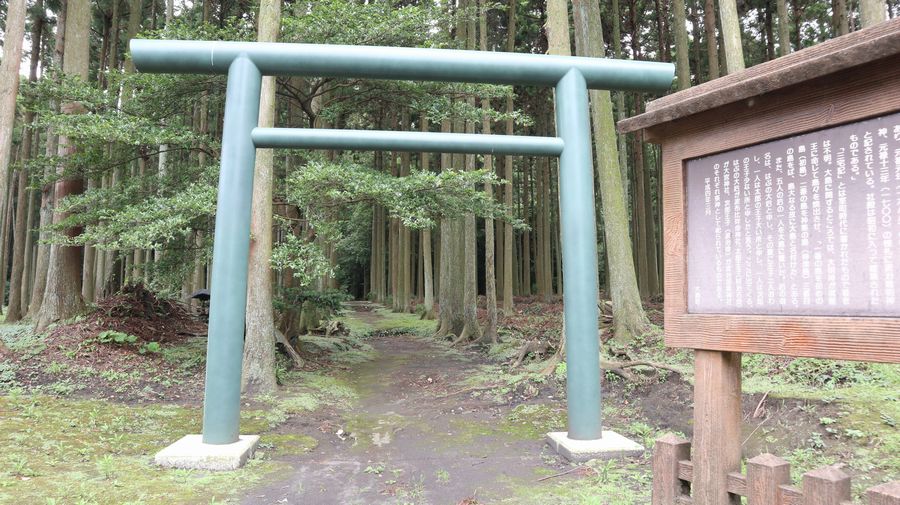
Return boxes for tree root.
[433,320,450,339]
[274,329,304,368]
[451,321,480,347]
[437,382,507,398]
[511,339,550,368]
[599,359,684,381]
[450,331,469,347]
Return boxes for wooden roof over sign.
[617,17,900,134]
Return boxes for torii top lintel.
[129,39,674,92]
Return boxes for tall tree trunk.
[673,0,692,89]
[0,0,28,308]
[81,177,97,303]
[242,0,282,395]
[124,0,143,283]
[642,142,660,296]
[833,0,849,34]
[777,0,791,55]
[704,0,720,79]
[632,106,650,297]
[791,0,802,50]
[540,154,552,301]
[375,149,387,303]
[860,0,887,25]
[389,150,399,310]
[108,0,121,72]
[764,0,776,60]
[22,179,38,306]
[655,0,671,61]
[629,1,651,297]
[435,120,465,338]
[7,1,44,322]
[37,0,91,331]
[399,112,412,313]
[521,162,532,296]
[502,0,516,314]
[612,0,630,194]
[1,183,16,299]
[421,227,434,317]
[457,5,481,343]
[419,115,436,320]
[690,1,704,83]
[718,0,746,72]
[572,0,650,341]
[479,2,498,343]
[534,155,545,296]
[189,0,210,310]
[28,0,66,318]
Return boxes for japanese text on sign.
[686,112,900,316]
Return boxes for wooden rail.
[652,435,900,505]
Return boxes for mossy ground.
[0,315,340,505]
[338,304,438,337]
[1,300,897,504]
[0,393,317,505]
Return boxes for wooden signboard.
[621,21,900,505]
[619,19,900,364]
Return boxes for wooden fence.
[652,434,900,505]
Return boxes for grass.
[495,459,652,505]
[0,308,363,505]
[3,300,897,504]
[0,394,312,505]
[740,355,900,492]
[338,306,437,337]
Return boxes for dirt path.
[242,304,569,505]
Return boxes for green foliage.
[95,331,161,356]
[282,0,442,47]
[0,361,18,386]
[287,158,519,232]
[270,233,333,287]
[275,288,351,315]
[95,455,117,480]
[743,354,888,390]
[554,361,567,380]
[2,332,47,360]
[97,331,138,345]
[53,171,218,250]
[279,394,320,414]
[363,463,385,475]
[139,342,162,354]
[160,337,206,371]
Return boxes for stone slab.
[154,434,260,471]
[546,431,645,462]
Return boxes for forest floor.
[0,297,897,504]
[241,301,612,505]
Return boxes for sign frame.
[651,55,900,363]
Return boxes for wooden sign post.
[619,19,900,505]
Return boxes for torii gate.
[131,39,673,469]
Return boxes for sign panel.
[686,112,900,316]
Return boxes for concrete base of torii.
[546,431,645,462]
[155,434,260,471]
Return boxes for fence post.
[747,453,791,505]
[867,481,900,505]
[653,434,691,505]
[802,466,851,505]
